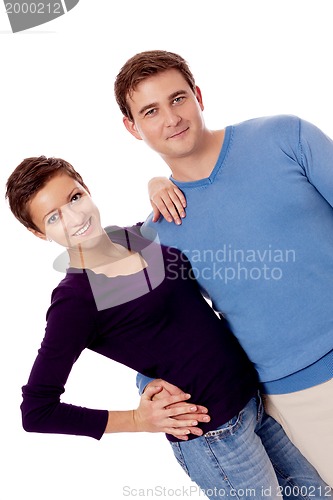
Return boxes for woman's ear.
[27,227,48,241]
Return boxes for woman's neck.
[67,230,147,278]
[68,231,129,270]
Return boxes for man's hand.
[148,177,187,225]
[140,379,210,439]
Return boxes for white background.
[1,1,333,499]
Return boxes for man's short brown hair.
[114,50,196,121]
[5,156,88,232]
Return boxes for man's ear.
[195,86,204,111]
[123,116,143,141]
[28,227,47,241]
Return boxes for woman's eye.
[71,193,82,203]
[47,212,59,225]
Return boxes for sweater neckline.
[170,125,232,189]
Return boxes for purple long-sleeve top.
[21,225,257,441]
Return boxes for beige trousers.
[263,377,333,489]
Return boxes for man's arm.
[148,177,187,225]
[136,373,155,395]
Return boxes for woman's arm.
[21,287,109,439]
[21,283,206,440]
[148,177,187,225]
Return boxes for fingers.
[152,205,161,223]
[142,385,164,400]
[163,426,201,440]
[172,186,187,210]
[147,385,210,420]
[162,188,186,221]
[191,404,209,414]
[154,410,207,438]
[143,386,192,407]
[151,194,179,224]
[162,393,193,408]
[150,188,187,225]
[166,406,211,424]
[150,379,187,396]
[172,412,211,423]
[164,401,208,413]
[163,419,205,439]
[137,381,210,438]
[164,427,191,440]
[160,399,211,423]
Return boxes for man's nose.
[163,108,181,127]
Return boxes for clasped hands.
[134,379,210,440]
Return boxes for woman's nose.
[60,204,85,229]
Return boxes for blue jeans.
[170,394,331,499]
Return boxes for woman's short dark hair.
[5,156,88,232]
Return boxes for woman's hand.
[104,381,210,438]
[133,385,210,440]
[148,177,187,225]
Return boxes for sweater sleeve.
[136,373,155,395]
[297,117,333,208]
[21,281,109,440]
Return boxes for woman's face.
[28,172,103,248]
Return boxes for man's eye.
[145,108,156,117]
[173,96,185,104]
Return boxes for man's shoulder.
[140,214,155,238]
[140,214,164,240]
[231,115,301,147]
[141,214,182,248]
[235,114,300,132]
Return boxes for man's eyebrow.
[169,89,189,100]
[139,102,158,116]
[138,90,189,116]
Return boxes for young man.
[114,50,333,487]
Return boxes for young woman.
[5,156,330,500]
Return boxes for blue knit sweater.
[140,115,333,394]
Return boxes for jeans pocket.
[204,405,249,441]
[170,442,190,477]
[256,391,264,422]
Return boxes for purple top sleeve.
[21,287,108,440]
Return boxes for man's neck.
[166,129,225,182]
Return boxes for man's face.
[123,69,205,162]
